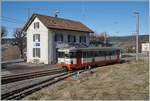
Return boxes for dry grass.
[23,59,149,100]
[2,44,21,61]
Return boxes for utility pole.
[104,32,107,47]
[134,12,140,61]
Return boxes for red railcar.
[57,47,121,70]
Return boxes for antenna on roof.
[54,10,59,18]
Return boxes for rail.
[2,70,84,100]
[2,68,65,84]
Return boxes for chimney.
[55,13,58,18]
[54,10,59,18]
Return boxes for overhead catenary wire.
[2,7,139,38]
[1,16,26,23]
[1,19,25,25]
[3,26,49,33]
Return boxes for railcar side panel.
[57,47,121,70]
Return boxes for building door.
[76,51,82,65]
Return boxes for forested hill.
[109,35,148,42]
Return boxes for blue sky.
[1,1,149,38]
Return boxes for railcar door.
[76,51,82,65]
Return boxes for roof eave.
[22,14,37,32]
[47,27,94,33]
[22,13,94,34]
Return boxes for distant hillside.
[1,38,15,44]
[108,35,149,51]
[108,35,149,47]
[109,35,148,42]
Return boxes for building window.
[33,48,40,58]
[74,36,76,42]
[79,36,86,43]
[68,35,71,42]
[34,22,39,29]
[35,43,40,46]
[58,52,65,58]
[55,34,63,42]
[68,35,76,42]
[33,34,40,42]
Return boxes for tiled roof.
[24,13,93,33]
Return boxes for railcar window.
[95,51,99,57]
[90,51,94,57]
[93,51,95,57]
[117,50,120,54]
[98,51,101,56]
[105,51,109,56]
[109,51,115,56]
[102,51,106,56]
[109,51,113,55]
[69,52,76,58]
[92,51,94,57]
[113,50,116,55]
[84,51,104,57]
[87,51,90,57]
[64,52,76,58]
[86,51,91,57]
[96,51,99,57]
[99,51,102,56]
[109,51,112,55]
[96,51,99,56]
[110,50,115,55]
[83,52,87,58]
[65,53,69,58]
[83,52,85,57]
[58,52,65,58]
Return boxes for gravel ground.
[1,73,65,95]
[2,62,57,76]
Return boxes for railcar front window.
[70,52,76,58]
[64,52,76,58]
[58,52,65,58]
[83,52,87,58]
[65,53,69,58]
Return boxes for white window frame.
[34,22,39,29]
[68,35,76,42]
[33,34,40,42]
[33,48,40,58]
[79,36,86,43]
[55,34,63,42]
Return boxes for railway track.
[2,68,65,84]
[2,70,84,100]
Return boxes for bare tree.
[13,28,26,58]
[98,32,109,46]
[1,26,7,38]
[89,32,99,41]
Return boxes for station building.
[23,14,93,64]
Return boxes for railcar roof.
[58,47,120,52]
